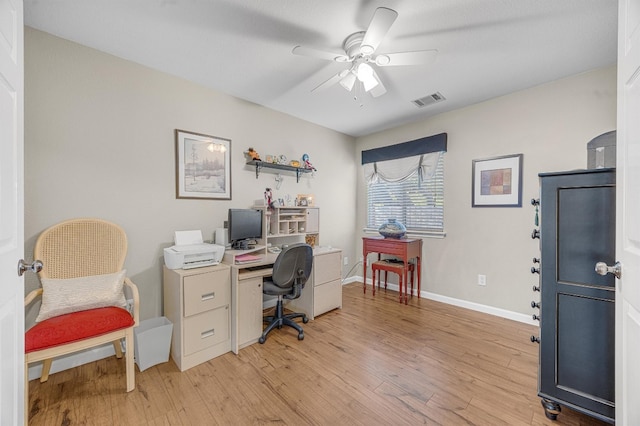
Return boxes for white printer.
[163,230,225,270]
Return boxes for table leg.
[363,255,367,294]
[372,267,375,296]
[417,255,421,298]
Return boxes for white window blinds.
[362,133,447,237]
[366,153,445,235]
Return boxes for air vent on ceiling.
[411,92,446,108]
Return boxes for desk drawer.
[365,240,405,256]
[314,279,342,316]
[183,269,230,317]
[313,252,341,285]
[183,306,229,356]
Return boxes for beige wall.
[24,27,616,325]
[24,28,357,322]
[355,66,617,317]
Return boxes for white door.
[0,0,24,424]
[616,0,640,424]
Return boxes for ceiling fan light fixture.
[356,63,379,91]
[362,76,379,92]
[339,71,357,91]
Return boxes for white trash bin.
[134,317,173,371]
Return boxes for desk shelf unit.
[261,206,319,249]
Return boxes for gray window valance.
[362,133,447,184]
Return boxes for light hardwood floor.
[27,283,608,425]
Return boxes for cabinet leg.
[541,398,561,421]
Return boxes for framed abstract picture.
[472,154,523,207]
[175,129,231,200]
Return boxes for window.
[367,153,445,236]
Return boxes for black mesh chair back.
[270,243,313,299]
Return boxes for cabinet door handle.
[201,329,215,339]
[595,261,622,279]
[531,229,540,239]
[530,335,540,343]
[201,292,215,301]
[533,285,540,292]
[531,301,540,309]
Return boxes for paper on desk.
[174,230,204,245]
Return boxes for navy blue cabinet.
[537,168,615,424]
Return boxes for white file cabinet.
[163,264,231,371]
[288,248,342,320]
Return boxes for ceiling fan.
[292,7,437,98]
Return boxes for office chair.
[259,243,313,343]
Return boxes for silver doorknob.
[17,259,43,277]
[595,261,621,279]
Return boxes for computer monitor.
[228,208,262,250]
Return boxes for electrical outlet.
[344,257,349,266]
[478,274,486,286]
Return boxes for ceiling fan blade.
[375,50,438,67]
[311,70,349,93]
[368,69,387,98]
[361,7,398,54]
[292,45,348,62]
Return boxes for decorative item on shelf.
[297,194,314,206]
[378,219,407,239]
[302,153,317,171]
[290,160,301,167]
[278,154,288,165]
[265,155,274,163]
[264,187,275,210]
[245,147,260,161]
[305,234,318,247]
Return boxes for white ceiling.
[24,0,617,137]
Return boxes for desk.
[228,252,278,354]
[226,248,343,353]
[362,236,422,299]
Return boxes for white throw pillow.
[35,270,128,322]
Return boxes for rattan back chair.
[24,218,139,420]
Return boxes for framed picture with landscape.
[472,153,523,207]
[175,129,231,200]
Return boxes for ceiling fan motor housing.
[343,31,366,60]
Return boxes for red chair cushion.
[25,306,134,353]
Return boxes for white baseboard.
[356,276,538,326]
[342,276,360,285]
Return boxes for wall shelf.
[246,160,313,182]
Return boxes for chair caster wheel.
[258,336,266,344]
[303,316,309,324]
[298,332,304,340]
